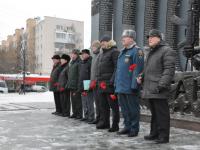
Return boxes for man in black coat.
[96,35,120,132]
[67,49,82,119]
[57,54,71,117]
[78,49,94,122]
[49,55,62,115]
[140,29,176,144]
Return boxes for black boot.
[108,125,119,132]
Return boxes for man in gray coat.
[89,40,101,124]
[140,29,176,144]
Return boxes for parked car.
[31,85,48,92]
[0,80,8,93]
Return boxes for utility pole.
[20,28,27,94]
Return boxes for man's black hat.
[81,49,90,55]
[100,35,111,42]
[61,54,71,62]
[51,55,60,59]
[147,29,162,39]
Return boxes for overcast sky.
[0,0,91,48]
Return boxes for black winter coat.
[49,63,61,92]
[57,63,69,92]
[67,57,81,90]
[142,41,176,99]
[96,46,119,93]
[78,56,92,92]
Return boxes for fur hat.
[147,29,162,39]
[51,55,60,59]
[122,29,136,40]
[61,54,71,62]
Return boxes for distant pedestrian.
[141,29,176,144]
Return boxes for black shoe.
[96,122,110,129]
[62,114,70,117]
[144,134,159,141]
[108,126,119,132]
[52,112,61,116]
[88,120,96,124]
[155,138,169,144]
[75,116,82,119]
[128,131,138,137]
[80,118,87,121]
[117,128,130,135]
[70,114,76,118]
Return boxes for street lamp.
[20,28,27,94]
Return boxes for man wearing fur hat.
[57,54,71,117]
[141,29,176,144]
[115,30,144,137]
[49,55,62,115]
[96,35,120,132]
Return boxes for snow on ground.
[0,91,53,104]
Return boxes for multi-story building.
[26,18,36,73]
[35,16,84,74]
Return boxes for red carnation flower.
[110,94,117,101]
[90,80,97,90]
[129,64,137,72]
[53,82,59,87]
[100,81,107,90]
[82,91,88,96]
[60,87,65,92]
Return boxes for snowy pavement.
[0,92,199,150]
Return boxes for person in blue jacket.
[115,29,144,137]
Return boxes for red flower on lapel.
[129,64,137,72]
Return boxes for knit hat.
[100,35,111,42]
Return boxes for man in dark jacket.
[49,55,62,115]
[141,29,176,144]
[96,35,120,132]
[115,30,144,137]
[58,54,71,117]
[89,40,101,124]
[67,49,82,119]
[78,49,94,122]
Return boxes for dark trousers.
[98,92,120,128]
[53,92,62,113]
[118,94,140,133]
[81,92,95,121]
[148,99,170,140]
[70,90,82,117]
[60,90,70,116]
[93,89,100,122]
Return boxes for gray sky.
[0,0,91,48]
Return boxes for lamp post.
[20,28,27,94]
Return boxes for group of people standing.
[49,29,176,144]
